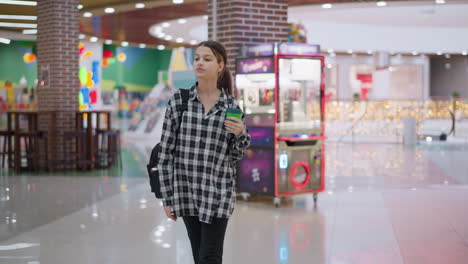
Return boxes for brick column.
[37,0,80,168]
[208,0,289,72]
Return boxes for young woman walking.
[158,40,251,264]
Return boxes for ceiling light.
[190,40,198,45]
[79,34,85,39]
[162,22,170,28]
[90,36,98,42]
[376,1,387,7]
[173,0,184,4]
[435,0,445,4]
[322,3,332,9]
[121,41,129,47]
[164,35,173,41]
[412,51,419,56]
[0,0,37,6]
[0,37,11,44]
[436,51,442,55]
[158,45,166,50]
[462,51,467,56]
[178,19,187,24]
[104,7,115,14]
[0,15,37,20]
[139,43,146,48]
[77,4,83,9]
[0,22,36,28]
[22,29,37,34]
[176,38,184,43]
[83,12,92,18]
[135,3,145,8]
[203,15,208,20]
[105,39,112,44]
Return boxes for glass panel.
[236,73,276,114]
[278,58,322,127]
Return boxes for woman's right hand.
[164,206,177,221]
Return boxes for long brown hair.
[197,41,233,96]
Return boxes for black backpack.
[147,89,190,198]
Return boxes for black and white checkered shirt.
[157,85,251,224]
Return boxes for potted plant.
[353,92,360,101]
[452,91,461,99]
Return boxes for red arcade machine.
[235,43,326,206]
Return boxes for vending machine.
[235,43,326,206]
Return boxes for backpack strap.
[175,89,190,134]
[180,88,190,110]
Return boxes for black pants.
[182,216,229,264]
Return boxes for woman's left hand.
[224,117,245,136]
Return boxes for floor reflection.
[0,141,467,263]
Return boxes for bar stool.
[62,130,91,170]
[0,130,13,168]
[95,129,121,169]
[16,130,48,171]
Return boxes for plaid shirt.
[157,85,251,224]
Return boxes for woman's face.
[194,46,224,81]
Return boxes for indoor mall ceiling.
[0,0,465,48]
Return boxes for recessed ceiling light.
[0,37,11,44]
[173,0,184,4]
[376,1,387,7]
[105,39,112,44]
[435,0,445,4]
[203,15,208,20]
[0,22,36,28]
[158,45,166,50]
[164,35,173,41]
[135,3,145,8]
[162,22,170,28]
[139,43,146,48]
[176,38,184,43]
[77,4,83,9]
[22,29,37,34]
[83,12,92,18]
[105,7,115,14]
[178,19,187,24]
[79,34,85,39]
[90,37,98,42]
[121,41,129,47]
[322,3,332,9]
[190,40,198,45]
[462,51,468,56]
[0,0,36,6]
[0,15,37,20]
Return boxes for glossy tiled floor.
[1,141,467,264]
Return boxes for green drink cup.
[226,108,243,121]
